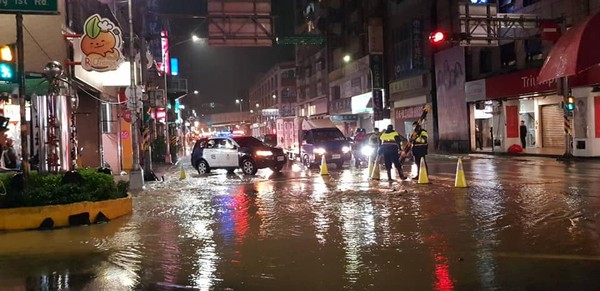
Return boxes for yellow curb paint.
[0,194,133,231]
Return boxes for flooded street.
[1,155,600,290]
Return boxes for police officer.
[411,121,429,179]
[378,125,406,181]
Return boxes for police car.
[191,136,287,175]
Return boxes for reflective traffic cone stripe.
[417,158,429,184]
[179,164,186,180]
[370,155,380,180]
[454,158,467,188]
[320,155,329,175]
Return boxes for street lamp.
[343,54,352,63]
[193,90,199,94]
[236,98,243,112]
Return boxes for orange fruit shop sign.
[80,14,124,72]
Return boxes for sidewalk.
[114,158,186,183]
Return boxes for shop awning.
[538,11,600,83]
[0,78,48,96]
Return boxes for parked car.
[191,136,287,175]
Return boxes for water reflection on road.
[1,156,600,290]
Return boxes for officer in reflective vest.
[378,125,407,181]
[411,121,429,179]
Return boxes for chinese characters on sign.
[331,98,352,114]
[412,19,423,70]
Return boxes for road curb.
[0,194,133,231]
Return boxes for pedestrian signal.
[0,45,16,83]
[565,96,575,111]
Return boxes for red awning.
[538,11,600,83]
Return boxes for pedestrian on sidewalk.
[520,120,527,149]
[378,125,406,181]
[1,138,18,169]
[411,121,429,179]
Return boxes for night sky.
[169,0,295,113]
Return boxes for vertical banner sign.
[435,46,469,141]
[370,54,384,89]
[412,18,423,70]
[373,89,384,121]
[80,14,124,72]
[506,105,519,138]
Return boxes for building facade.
[461,0,600,155]
[248,62,296,136]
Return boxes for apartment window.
[525,38,544,66]
[500,42,516,68]
[523,0,540,6]
[331,86,341,100]
[479,48,492,74]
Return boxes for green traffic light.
[566,103,575,111]
[0,63,14,82]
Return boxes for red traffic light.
[429,31,446,44]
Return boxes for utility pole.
[128,0,144,189]
[140,2,158,181]
[16,13,29,176]
[558,17,574,161]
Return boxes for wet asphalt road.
[1,154,600,290]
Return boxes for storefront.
[465,68,565,154]
[389,73,433,144]
[330,97,355,136]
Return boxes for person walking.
[520,120,527,149]
[411,121,429,179]
[378,125,406,181]
[1,138,18,169]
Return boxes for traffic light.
[565,96,575,111]
[429,31,446,44]
[0,44,16,83]
[0,116,9,133]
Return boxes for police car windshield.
[313,129,346,142]
[234,136,265,147]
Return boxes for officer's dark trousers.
[380,143,404,180]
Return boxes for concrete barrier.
[0,194,132,231]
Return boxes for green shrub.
[0,169,129,209]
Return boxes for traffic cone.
[454,158,467,188]
[179,164,186,180]
[320,155,329,175]
[370,155,380,180]
[417,158,429,184]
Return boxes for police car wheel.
[197,160,210,175]
[241,159,257,175]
